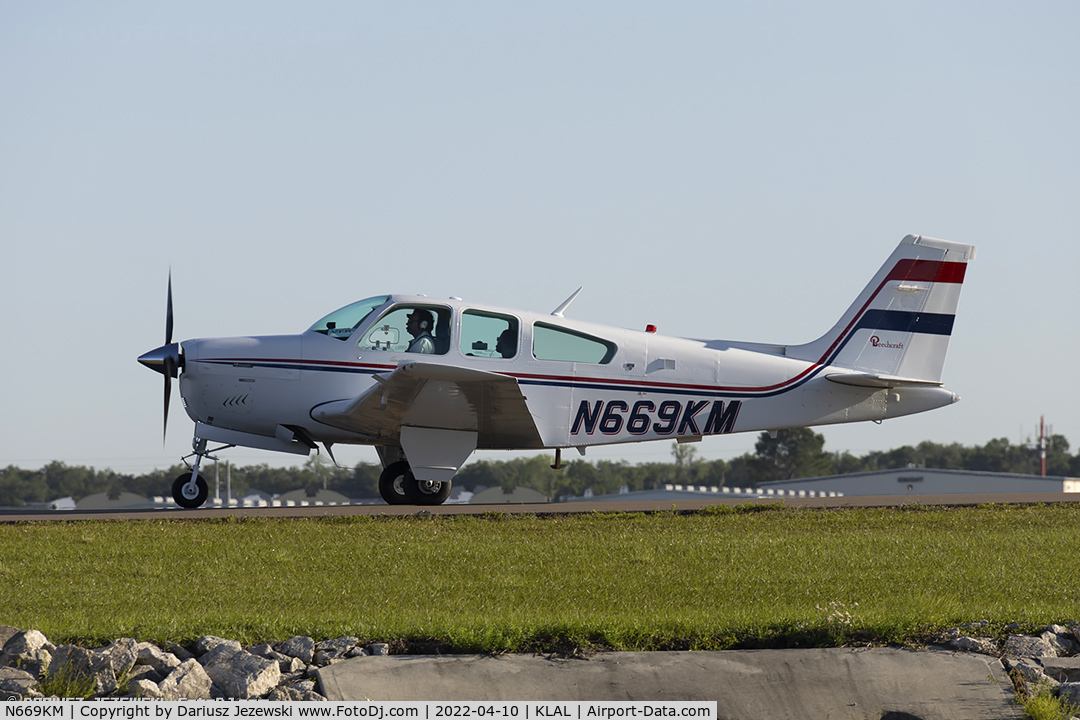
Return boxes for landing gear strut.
[172,437,224,509]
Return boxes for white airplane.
[139,234,975,508]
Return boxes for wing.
[310,361,544,450]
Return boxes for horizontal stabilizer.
[825,372,944,389]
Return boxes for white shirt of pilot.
[407,332,435,354]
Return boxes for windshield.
[307,296,390,339]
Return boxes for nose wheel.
[171,436,227,509]
[173,474,209,508]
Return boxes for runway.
[1,492,1077,522]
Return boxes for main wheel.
[403,475,453,506]
[172,474,209,509]
[378,461,412,505]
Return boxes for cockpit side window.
[461,310,519,359]
[308,296,390,340]
[359,305,452,355]
[532,322,617,364]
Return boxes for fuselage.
[177,294,959,455]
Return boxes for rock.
[282,656,307,674]
[265,686,303,701]
[196,636,242,658]
[314,637,359,665]
[24,649,53,677]
[126,664,165,686]
[136,642,181,675]
[250,644,279,659]
[4,629,55,656]
[0,627,20,649]
[369,643,389,656]
[93,638,139,676]
[92,667,119,697]
[1043,629,1080,657]
[203,647,281,699]
[289,679,317,694]
[200,643,243,668]
[1043,657,1080,683]
[948,636,997,655]
[128,677,164,699]
[47,644,94,680]
[164,642,195,662]
[1,630,55,675]
[160,658,213,700]
[1005,635,1057,659]
[1060,682,1080,707]
[279,636,315,664]
[266,685,328,701]
[1013,661,1059,689]
[250,644,304,672]
[0,666,37,697]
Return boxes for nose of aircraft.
[138,343,182,377]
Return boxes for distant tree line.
[1,430,1077,506]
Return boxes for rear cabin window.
[532,322,616,364]
[461,310,519,359]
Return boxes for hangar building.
[758,467,1080,497]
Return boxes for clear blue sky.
[2,2,1077,474]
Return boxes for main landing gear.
[378,460,452,506]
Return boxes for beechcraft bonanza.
[139,234,975,508]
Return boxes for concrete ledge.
[318,648,1020,719]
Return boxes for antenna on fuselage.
[551,287,582,317]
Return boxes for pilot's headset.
[411,309,433,333]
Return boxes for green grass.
[1,504,1078,652]
[1021,686,1080,720]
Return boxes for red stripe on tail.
[886,259,967,284]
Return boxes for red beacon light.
[645,324,657,333]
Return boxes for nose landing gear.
[172,437,229,509]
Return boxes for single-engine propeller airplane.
[139,234,975,508]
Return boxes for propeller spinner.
[138,273,183,441]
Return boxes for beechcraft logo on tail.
[572,399,742,436]
[870,335,904,349]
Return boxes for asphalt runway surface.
[1,492,1077,522]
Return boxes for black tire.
[172,474,209,509]
[403,475,453,506]
[378,461,412,505]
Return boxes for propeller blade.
[166,271,174,346]
[163,368,172,445]
[163,272,176,443]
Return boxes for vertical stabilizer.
[787,235,975,383]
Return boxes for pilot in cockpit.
[496,328,516,358]
[405,309,435,354]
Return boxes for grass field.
[0,503,1077,651]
